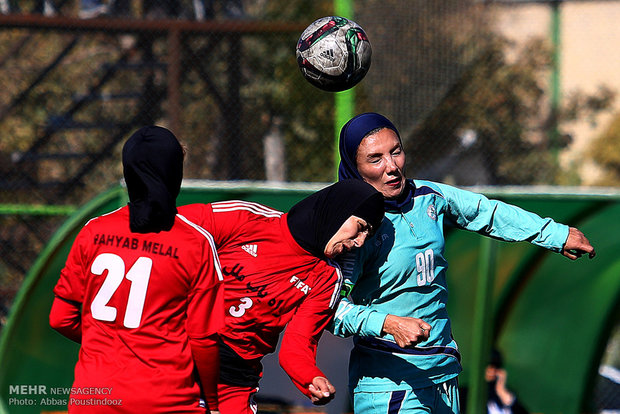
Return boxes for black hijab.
[287,179,384,258]
[122,126,184,233]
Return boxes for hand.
[382,315,431,348]
[493,368,515,406]
[308,376,335,405]
[561,227,596,260]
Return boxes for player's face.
[324,216,372,259]
[355,128,406,200]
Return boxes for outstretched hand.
[308,376,335,405]
[562,227,596,260]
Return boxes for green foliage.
[408,34,613,186]
[588,112,620,186]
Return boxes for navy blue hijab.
[122,126,184,233]
[337,112,413,211]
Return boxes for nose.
[353,231,368,247]
[385,155,398,173]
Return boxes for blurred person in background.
[179,179,384,413]
[49,126,224,412]
[484,349,529,414]
[330,112,595,413]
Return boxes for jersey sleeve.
[330,296,387,338]
[186,231,225,340]
[329,249,387,339]
[53,225,91,303]
[189,336,220,411]
[278,267,341,397]
[436,182,570,252]
[49,296,82,343]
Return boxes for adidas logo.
[242,244,258,257]
[320,49,335,61]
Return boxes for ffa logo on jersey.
[427,204,437,221]
[241,244,258,257]
[290,275,311,294]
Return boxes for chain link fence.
[0,1,618,411]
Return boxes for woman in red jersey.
[50,126,225,413]
[179,178,384,413]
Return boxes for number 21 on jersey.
[90,253,152,329]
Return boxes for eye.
[358,221,372,235]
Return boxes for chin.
[383,187,403,199]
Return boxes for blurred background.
[0,0,618,413]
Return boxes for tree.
[588,112,620,186]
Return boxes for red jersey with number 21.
[53,206,224,413]
[179,201,343,396]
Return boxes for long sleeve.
[279,331,324,398]
[278,270,339,397]
[437,182,569,252]
[189,335,220,411]
[49,296,82,343]
[331,296,387,338]
[330,249,387,339]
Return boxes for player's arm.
[331,249,431,346]
[186,233,226,412]
[331,296,430,347]
[329,250,388,338]
[50,226,90,343]
[49,296,82,343]
[278,271,339,405]
[330,295,387,338]
[436,182,593,255]
[189,334,220,412]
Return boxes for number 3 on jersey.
[90,253,153,329]
[229,297,253,317]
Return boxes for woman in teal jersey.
[331,112,596,414]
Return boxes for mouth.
[386,177,402,187]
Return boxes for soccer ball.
[296,16,372,92]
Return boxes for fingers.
[563,227,596,260]
[309,377,335,405]
[384,315,432,341]
[418,322,431,341]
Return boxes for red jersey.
[179,201,343,395]
[53,206,224,413]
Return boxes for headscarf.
[122,126,184,233]
[337,112,413,211]
[287,179,384,258]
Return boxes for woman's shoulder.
[411,179,447,198]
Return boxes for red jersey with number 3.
[53,206,224,412]
[179,201,343,396]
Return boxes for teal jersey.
[331,180,569,392]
